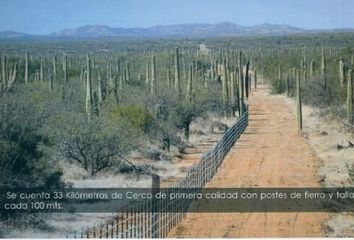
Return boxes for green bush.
[270,78,286,94]
[110,104,154,132]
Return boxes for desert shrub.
[0,91,62,188]
[44,110,141,176]
[110,104,154,132]
[0,90,64,231]
[269,78,286,94]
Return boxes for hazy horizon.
[1,0,354,34]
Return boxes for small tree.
[46,112,139,176]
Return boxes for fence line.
[75,107,249,238]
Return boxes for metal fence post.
[152,174,160,238]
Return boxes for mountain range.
[0,22,345,39]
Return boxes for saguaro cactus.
[150,55,156,95]
[34,70,39,83]
[278,64,283,83]
[49,74,54,91]
[63,55,68,83]
[347,69,353,124]
[60,84,65,99]
[339,57,345,87]
[238,51,245,115]
[186,64,193,102]
[97,67,103,104]
[286,75,290,97]
[80,65,85,88]
[92,91,99,116]
[174,47,181,96]
[166,69,171,87]
[125,62,130,83]
[230,72,235,116]
[2,53,7,87]
[245,61,250,98]
[145,60,150,85]
[116,59,120,76]
[254,68,257,89]
[296,69,303,132]
[24,51,29,84]
[40,58,44,82]
[119,76,124,90]
[85,55,92,121]
[303,70,307,82]
[53,56,57,85]
[1,63,17,94]
[211,60,215,81]
[309,59,315,78]
[321,49,327,89]
[222,57,229,114]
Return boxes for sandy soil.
[168,84,328,238]
[283,92,354,237]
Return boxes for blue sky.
[1,0,354,34]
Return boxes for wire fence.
[73,107,249,238]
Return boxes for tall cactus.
[150,55,156,95]
[321,49,326,89]
[339,57,345,87]
[97,67,103,104]
[116,59,120,76]
[278,64,283,83]
[0,63,17,95]
[2,53,7,87]
[286,75,290,97]
[34,70,39,83]
[174,47,181,96]
[211,60,215,81]
[107,64,114,93]
[113,76,119,104]
[238,51,245,115]
[92,91,99,116]
[24,51,29,84]
[166,69,171,87]
[303,70,307,82]
[186,64,193,102]
[254,68,257,89]
[63,55,68,83]
[85,55,92,121]
[53,56,57,85]
[222,57,229,115]
[49,74,54,91]
[230,71,235,115]
[347,69,353,124]
[296,69,303,132]
[309,59,315,78]
[40,58,44,82]
[245,61,250,98]
[145,59,150,85]
[60,84,65,99]
[125,62,130,83]
[119,76,124,90]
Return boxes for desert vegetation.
[1,31,354,236]
[0,38,254,234]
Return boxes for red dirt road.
[168,85,328,237]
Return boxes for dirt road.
[168,84,328,237]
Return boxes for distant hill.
[0,31,29,39]
[49,22,306,38]
[0,22,323,39]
